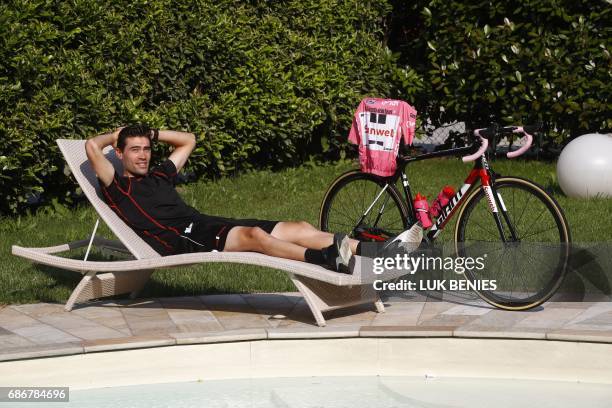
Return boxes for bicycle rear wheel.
[319,170,408,241]
[454,177,571,310]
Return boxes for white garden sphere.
[557,133,612,198]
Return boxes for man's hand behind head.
[111,126,124,149]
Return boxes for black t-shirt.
[100,159,200,255]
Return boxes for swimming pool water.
[10,376,612,408]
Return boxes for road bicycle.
[319,124,571,310]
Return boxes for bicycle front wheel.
[454,176,571,310]
[319,170,408,241]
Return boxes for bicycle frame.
[379,145,519,244]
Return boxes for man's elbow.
[85,139,98,159]
[85,138,107,163]
[187,133,197,149]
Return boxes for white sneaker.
[379,223,423,256]
[325,233,353,274]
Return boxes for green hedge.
[9,0,606,216]
[388,0,611,138]
[0,0,416,215]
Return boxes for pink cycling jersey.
[348,98,417,177]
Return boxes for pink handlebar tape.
[506,127,533,158]
[462,130,489,162]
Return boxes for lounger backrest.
[56,139,161,259]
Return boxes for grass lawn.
[1,157,611,305]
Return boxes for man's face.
[116,136,152,177]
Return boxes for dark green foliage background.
[0,0,411,214]
[1,0,610,215]
[388,0,611,136]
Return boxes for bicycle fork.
[480,157,519,242]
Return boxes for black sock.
[305,239,339,265]
[356,242,362,256]
[304,248,326,265]
[322,240,338,262]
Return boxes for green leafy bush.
[0,0,415,215]
[388,0,611,139]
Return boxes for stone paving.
[1,292,611,362]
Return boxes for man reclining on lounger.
[86,125,418,273]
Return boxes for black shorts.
[176,214,279,253]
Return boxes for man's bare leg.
[269,221,359,254]
[223,226,311,261]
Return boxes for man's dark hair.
[117,124,152,150]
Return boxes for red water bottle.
[413,193,433,229]
[430,186,456,218]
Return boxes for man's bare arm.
[160,130,197,173]
[85,129,121,187]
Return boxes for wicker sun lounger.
[12,139,405,326]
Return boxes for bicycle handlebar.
[462,130,489,162]
[461,123,539,162]
[506,126,533,158]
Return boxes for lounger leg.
[289,274,383,327]
[290,277,328,327]
[65,271,96,311]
